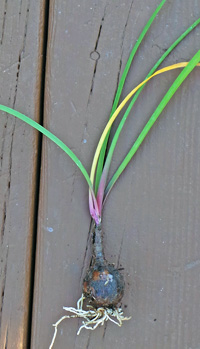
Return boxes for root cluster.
[49,294,131,348]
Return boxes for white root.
[49,294,131,349]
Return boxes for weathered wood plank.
[32,1,200,348]
[0,1,46,347]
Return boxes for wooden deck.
[1,1,200,348]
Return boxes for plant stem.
[93,223,105,265]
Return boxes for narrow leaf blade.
[97,18,200,208]
[105,50,200,200]
[0,105,95,195]
[95,0,167,192]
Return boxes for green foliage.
[1,2,199,221]
[99,18,200,200]
[104,50,200,200]
[0,105,94,195]
[95,0,167,193]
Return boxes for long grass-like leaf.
[0,105,99,218]
[96,18,200,211]
[95,0,167,193]
[90,61,200,197]
[104,50,200,202]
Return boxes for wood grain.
[0,0,46,348]
[30,0,200,348]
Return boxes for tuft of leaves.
[0,1,200,223]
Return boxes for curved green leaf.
[104,50,200,200]
[95,0,167,193]
[98,18,200,206]
[0,105,95,196]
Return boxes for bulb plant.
[0,0,200,346]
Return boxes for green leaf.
[94,0,167,193]
[100,18,200,200]
[104,50,200,200]
[0,105,95,195]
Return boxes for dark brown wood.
[0,0,46,348]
